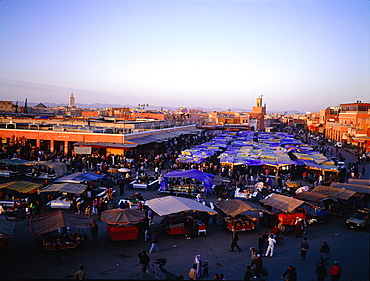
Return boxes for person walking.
[202,260,209,278]
[194,254,202,279]
[281,265,297,281]
[319,241,330,257]
[51,239,62,265]
[84,205,91,217]
[90,221,98,245]
[258,233,264,255]
[265,234,276,258]
[138,250,150,277]
[230,230,241,252]
[250,247,259,262]
[119,179,125,196]
[250,254,263,278]
[74,265,88,280]
[262,231,269,256]
[316,261,328,281]
[149,231,159,253]
[300,237,309,260]
[330,261,342,281]
[189,264,197,280]
[244,266,254,281]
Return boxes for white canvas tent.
[146,196,217,216]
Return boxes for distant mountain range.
[24,101,303,115]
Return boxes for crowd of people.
[1,126,367,280]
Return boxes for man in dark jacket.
[250,254,263,277]
[300,237,309,260]
[138,250,150,276]
[281,265,297,281]
[316,261,328,281]
[230,230,241,252]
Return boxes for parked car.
[345,209,370,230]
[335,142,343,148]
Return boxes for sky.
[0,0,369,112]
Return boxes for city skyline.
[0,0,369,112]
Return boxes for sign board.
[74,146,92,154]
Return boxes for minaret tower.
[69,93,75,107]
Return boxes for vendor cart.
[146,196,216,238]
[224,215,258,231]
[101,208,146,242]
[161,215,206,237]
[106,225,139,241]
[216,199,261,232]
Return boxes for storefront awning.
[0,181,41,194]
[73,141,137,149]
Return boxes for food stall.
[146,196,216,237]
[158,169,215,198]
[118,192,146,210]
[55,171,105,185]
[312,185,357,216]
[260,194,307,232]
[294,191,331,220]
[26,161,68,180]
[29,210,93,250]
[38,183,88,209]
[216,199,260,231]
[100,208,146,241]
[0,214,15,249]
[0,158,31,177]
[0,181,42,216]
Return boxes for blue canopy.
[161,169,215,195]
[55,172,105,183]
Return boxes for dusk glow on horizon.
[0,0,369,112]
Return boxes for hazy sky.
[0,0,369,112]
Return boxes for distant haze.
[0,1,368,112]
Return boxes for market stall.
[146,196,216,237]
[0,214,15,249]
[158,169,215,197]
[38,183,88,209]
[29,210,93,250]
[100,208,146,241]
[348,178,370,186]
[312,185,358,216]
[260,193,307,232]
[26,161,68,179]
[294,191,331,220]
[118,192,146,210]
[0,158,31,177]
[215,199,260,231]
[0,181,42,216]
[55,171,105,184]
